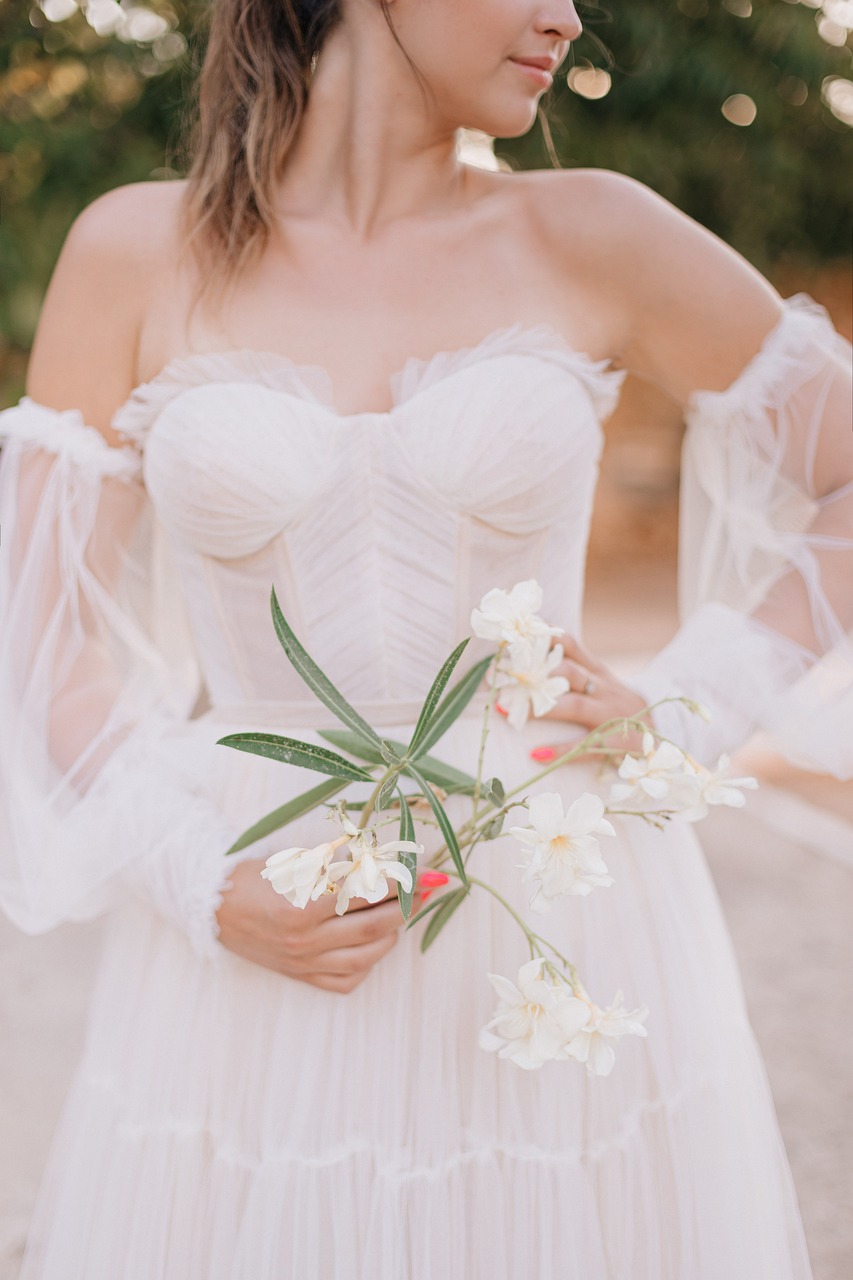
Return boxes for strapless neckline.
[115,319,623,427]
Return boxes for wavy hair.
[177,0,417,316]
[176,0,610,316]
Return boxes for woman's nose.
[540,3,583,45]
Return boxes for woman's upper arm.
[544,169,788,408]
[24,183,159,446]
[619,176,790,404]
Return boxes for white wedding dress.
[1,294,851,1279]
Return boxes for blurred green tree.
[501,0,853,270]
[1,0,851,359]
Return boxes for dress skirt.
[18,702,814,1280]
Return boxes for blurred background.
[1,2,851,1278]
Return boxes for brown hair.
[176,0,601,316]
[177,0,419,317]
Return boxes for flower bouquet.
[218,581,756,1075]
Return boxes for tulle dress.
[1,295,851,1279]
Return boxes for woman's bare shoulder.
[25,180,189,444]
[502,166,666,263]
[503,166,782,400]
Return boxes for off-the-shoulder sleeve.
[0,396,238,957]
[628,293,853,777]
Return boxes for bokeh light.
[821,74,853,124]
[37,0,176,46]
[456,130,508,172]
[567,65,612,100]
[721,93,758,125]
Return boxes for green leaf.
[482,777,505,806]
[379,739,401,766]
[224,777,348,855]
[404,888,457,930]
[317,730,386,766]
[270,587,381,748]
[407,638,469,756]
[405,762,468,887]
[420,886,469,953]
[480,813,506,841]
[375,771,400,812]
[412,755,478,796]
[319,729,479,795]
[411,654,494,758]
[218,732,373,782]
[396,791,418,921]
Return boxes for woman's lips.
[509,59,554,89]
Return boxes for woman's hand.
[527,633,650,764]
[215,857,414,993]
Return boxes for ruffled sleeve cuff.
[0,397,142,479]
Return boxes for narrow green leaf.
[405,887,457,930]
[225,777,347,855]
[270,587,381,748]
[420,886,469,952]
[412,654,494,758]
[218,732,373,782]
[375,771,400,812]
[407,638,470,755]
[405,762,468,887]
[397,790,418,921]
[379,739,401,766]
[317,730,386,766]
[320,730,478,795]
[413,757,477,796]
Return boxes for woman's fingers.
[305,930,400,978]
[309,877,398,921]
[518,633,652,759]
[552,659,599,699]
[553,631,605,674]
[538,690,602,728]
[300,896,408,956]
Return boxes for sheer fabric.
[0,401,237,956]
[0,305,845,1278]
[631,294,853,774]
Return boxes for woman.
[1,1,851,1276]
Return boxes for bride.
[1,1,851,1276]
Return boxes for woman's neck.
[273,18,468,238]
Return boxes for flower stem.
[471,652,502,819]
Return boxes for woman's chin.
[463,101,542,141]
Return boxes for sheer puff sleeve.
[0,397,238,959]
[629,293,853,778]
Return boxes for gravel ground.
[1,782,850,1280]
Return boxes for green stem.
[451,873,581,987]
[463,873,538,960]
[471,651,502,819]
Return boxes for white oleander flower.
[479,958,591,1070]
[510,792,615,911]
[496,635,569,729]
[608,731,694,808]
[326,815,420,915]
[261,836,348,908]
[674,755,759,822]
[563,990,650,1077]
[471,579,562,650]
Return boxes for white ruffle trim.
[0,398,142,479]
